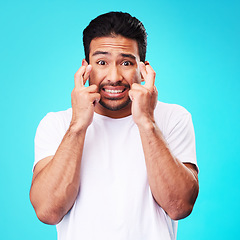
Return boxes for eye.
[122,61,133,66]
[97,60,106,65]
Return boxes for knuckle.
[145,91,151,98]
[71,87,83,96]
[142,87,149,95]
[71,90,77,99]
[81,90,88,98]
[135,90,143,98]
[91,84,98,91]
[149,73,156,80]
[131,83,138,89]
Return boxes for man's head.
[83,12,147,63]
[82,12,148,118]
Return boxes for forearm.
[30,125,86,224]
[138,120,199,220]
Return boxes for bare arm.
[138,121,199,220]
[30,127,86,225]
[30,62,100,225]
[129,62,199,220]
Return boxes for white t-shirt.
[34,101,197,240]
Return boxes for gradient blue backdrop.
[1,0,239,239]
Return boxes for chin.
[99,98,131,111]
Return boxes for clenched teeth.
[104,89,124,93]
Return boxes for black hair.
[83,11,147,63]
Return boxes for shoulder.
[154,101,193,135]
[154,101,191,123]
[39,108,72,125]
[36,108,72,134]
[155,101,190,117]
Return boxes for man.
[30,12,199,240]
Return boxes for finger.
[129,88,145,101]
[144,64,156,89]
[140,62,156,90]
[85,84,98,93]
[128,89,134,101]
[131,82,146,91]
[74,66,87,88]
[139,62,147,82]
[88,93,101,106]
[83,65,92,85]
[91,93,101,103]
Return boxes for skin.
[88,36,142,118]
[30,35,199,225]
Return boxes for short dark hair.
[83,12,147,63]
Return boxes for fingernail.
[87,65,92,71]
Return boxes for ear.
[82,59,88,66]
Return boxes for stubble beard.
[90,79,132,111]
[99,96,131,111]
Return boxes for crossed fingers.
[74,64,92,88]
[139,61,156,90]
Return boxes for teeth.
[104,89,123,93]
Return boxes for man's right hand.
[30,62,99,224]
[70,61,101,131]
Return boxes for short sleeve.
[165,107,198,171]
[34,112,64,169]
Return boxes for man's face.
[88,35,142,118]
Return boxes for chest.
[80,119,147,193]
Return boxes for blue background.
[0,0,239,239]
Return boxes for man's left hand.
[129,62,158,127]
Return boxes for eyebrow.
[121,53,136,60]
[92,51,109,56]
[92,51,136,60]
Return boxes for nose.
[107,64,123,82]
